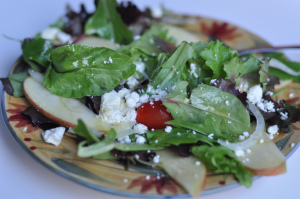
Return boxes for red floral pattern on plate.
[201,21,242,41]
[127,175,178,194]
[6,103,38,133]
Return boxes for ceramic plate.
[2,13,300,198]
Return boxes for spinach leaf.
[166,116,238,142]
[200,40,237,78]
[44,44,135,98]
[151,42,196,90]
[146,128,214,146]
[22,38,53,71]
[85,0,133,44]
[164,82,250,135]
[191,145,253,188]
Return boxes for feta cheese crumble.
[41,27,71,43]
[133,123,148,134]
[42,127,66,146]
[267,125,279,135]
[165,126,172,133]
[99,90,137,125]
[280,112,288,120]
[247,85,263,104]
[153,155,160,163]
[208,133,214,139]
[136,135,146,144]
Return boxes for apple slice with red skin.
[237,138,286,176]
[157,149,206,197]
[23,77,135,134]
[72,34,120,50]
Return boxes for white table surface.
[1,0,300,198]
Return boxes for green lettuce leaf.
[8,72,28,97]
[73,119,100,145]
[146,128,214,146]
[224,56,260,81]
[44,44,135,98]
[163,81,250,135]
[84,0,133,44]
[117,24,173,77]
[22,38,53,71]
[191,145,253,188]
[266,53,300,82]
[151,42,196,90]
[200,40,237,78]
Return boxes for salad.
[2,0,300,197]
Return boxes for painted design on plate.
[127,175,178,194]
[200,21,242,41]
[6,103,38,133]
[2,13,300,198]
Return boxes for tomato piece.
[136,100,173,129]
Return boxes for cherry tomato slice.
[136,100,173,129]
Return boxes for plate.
[2,13,300,198]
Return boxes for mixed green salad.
[2,0,300,197]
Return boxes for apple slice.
[163,24,202,45]
[157,149,206,197]
[237,139,286,176]
[23,77,135,134]
[73,35,119,50]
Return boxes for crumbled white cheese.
[267,125,279,135]
[208,133,214,139]
[134,61,146,74]
[190,63,199,78]
[117,135,131,144]
[56,31,72,43]
[153,155,160,163]
[243,132,249,137]
[136,135,146,144]
[126,75,139,89]
[289,93,295,98]
[42,127,66,146]
[41,27,71,43]
[234,150,245,157]
[139,94,150,104]
[165,126,172,133]
[123,179,128,183]
[125,92,140,108]
[133,35,141,40]
[247,85,263,104]
[257,99,275,112]
[210,79,218,86]
[124,109,137,122]
[280,112,288,120]
[239,135,245,140]
[134,123,148,134]
[195,161,201,166]
[41,27,60,40]
[100,90,136,124]
[118,88,130,98]
[259,139,264,144]
[225,100,229,106]
[290,143,295,148]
